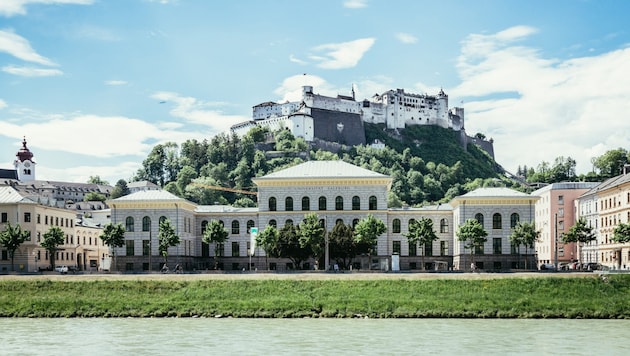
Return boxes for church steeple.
[14,137,36,182]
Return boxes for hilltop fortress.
[231,85,494,158]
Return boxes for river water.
[2,318,628,355]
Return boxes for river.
[2,318,628,355]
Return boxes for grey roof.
[460,187,532,198]
[256,160,389,180]
[127,180,160,188]
[389,203,453,212]
[582,172,630,197]
[111,189,182,202]
[0,186,36,204]
[196,205,259,213]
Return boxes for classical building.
[450,187,539,271]
[109,160,548,273]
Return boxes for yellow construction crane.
[190,182,258,196]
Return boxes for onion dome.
[16,137,34,162]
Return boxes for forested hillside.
[131,124,520,207]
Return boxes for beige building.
[450,187,539,271]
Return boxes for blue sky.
[1,0,629,184]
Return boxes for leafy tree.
[163,181,181,196]
[298,213,325,269]
[562,218,596,264]
[354,214,386,269]
[593,148,628,178]
[84,192,106,202]
[87,175,109,185]
[276,223,311,270]
[41,226,65,270]
[328,221,360,270]
[404,217,438,270]
[158,219,180,265]
[202,220,229,268]
[100,223,126,271]
[509,221,540,269]
[246,125,270,143]
[233,197,257,208]
[255,225,279,269]
[612,222,630,243]
[0,222,30,272]
[110,179,130,199]
[456,219,488,269]
[176,165,198,194]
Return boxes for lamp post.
[324,216,329,271]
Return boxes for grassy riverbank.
[1,274,628,318]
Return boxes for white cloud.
[2,65,62,76]
[395,32,417,44]
[105,80,127,86]
[39,161,142,184]
[289,54,308,65]
[343,0,367,9]
[151,92,249,132]
[0,99,7,109]
[0,0,93,17]
[309,38,376,69]
[273,74,340,103]
[451,26,630,175]
[0,30,57,65]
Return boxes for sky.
[1,0,629,184]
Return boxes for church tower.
[14,137,36,182]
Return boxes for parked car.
[585,262,602,271]
[539,263,555,271]
[55,265,68,274]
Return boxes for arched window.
[285,197,293,211]
[125,216,134,232]
[335,196,343,210]
[475,213,484,226]
[352,196,360,210]
[319,196,327,210]
[302,197,310,211]
[269,197,277,211]
[231,220,240,234]
[247,220,255,233]
[440,218,449,233]
[159,216,168,225]
[335,218,344,226]
[269,219,277,228]
[352,219,359,228]
[393,219,401,233]
[493,213,502,229]
[319,219,325,228]
[201,220,208,234]
[409,218,416,227]
[510,213,520,228]
[285,219,293,227]
[142,216,151,232]
[369,196,377,210]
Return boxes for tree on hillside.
[100,223,126,271]
[593,148,628,178]
[456,219,488,270]
[110,179,130,199]
[202,220,229,269]
[354,214,387,270]
[298,213,325,269]
[41,226,65,270]
[0,222,30,272]
[612,222,630,243]
[509,221,540,269]
[87,175,109,185]
[404,217,438,270]
[255,225,279,270]
[158,219,180,266]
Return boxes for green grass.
[1,276,629,318]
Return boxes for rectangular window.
[37,214,41,224]
[24,212,31,223]
[142,240,150,256]
[558,208,564,218]
[1,212,7,223]
[216,243,224,257]
[558,195,564,205]
[408,242,417,256]
[510,243,518,254]
[125,240,134,256]
[392,241,401,255]
[475,244,484,255]
[493,238,502,254]
[232,242,240,257]
[1,250,7,260]
[424,243,433,257]
[440,241,449,256]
